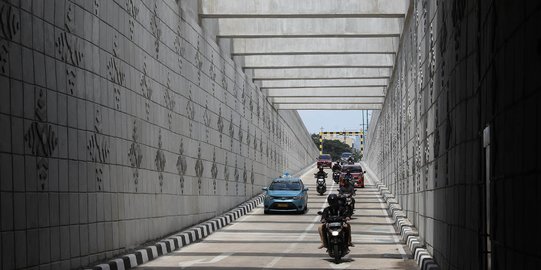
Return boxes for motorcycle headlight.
[331,231,340,236]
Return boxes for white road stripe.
[178,252,234,268]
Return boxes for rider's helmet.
[327,194,339,206]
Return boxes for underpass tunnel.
[0,0,539,269]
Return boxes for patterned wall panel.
[0,0,319,269]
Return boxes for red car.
[340,164,366,188]
[316,154,332,168]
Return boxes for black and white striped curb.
[86,194,265,270]
[376,184,440,270]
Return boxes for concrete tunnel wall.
[364,0,541,269]
[0,0,319,269]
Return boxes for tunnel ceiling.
[200,0,408,110]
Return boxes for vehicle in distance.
[317,154,332,168]
[340,164,366,188]
[340,152,353,165]
[263,177,309,214]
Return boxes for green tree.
[311,133,352,161]
[352,150,362,161]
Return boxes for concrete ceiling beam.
[201,0,408,18]
[231,37,398,55]
[259,79,388,88]
[242,54,394,69]
[265,87,385,97]
[214,18,403,38]
[269,97,385,104]
[274,103,383,110]
[252,68,392,80]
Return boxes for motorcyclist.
[347,156,354,164]
[339,176,356,210]
[318,194,353,249]
[314,166,328,179]
[342,168,354,186]
[332,162,341,172]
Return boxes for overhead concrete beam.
[252,68,392,80]
[266,87,385,97]
[269,97,385,104]
[274,103,383,110]
[215,18,403,38]
[242,54,394,69]
[259,79,388,88]
[231,37,398,55]
[201,0,408,18]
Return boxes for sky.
[297,110,373,135]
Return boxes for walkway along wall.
[0,0,319,269]
[364,0,540,269]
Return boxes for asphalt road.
[137,167,419,270]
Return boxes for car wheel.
[264,209,270,214]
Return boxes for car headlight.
[265,195,274,200]
[293,195,303,200]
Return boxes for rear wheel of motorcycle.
[333,245,341,263]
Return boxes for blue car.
[262,177,309,214]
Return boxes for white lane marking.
[178,252,234,268]
[264,169,335,268]
[330,262,351,269]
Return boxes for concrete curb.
[85,194,265,270]
[374,184,440,270]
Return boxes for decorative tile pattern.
[211,148,218,194]
[195,143,204,194]
[176,139,187,194]
[24,88,58,191]
[87,106,110,191]
[0,1,319,268]
[128,120,143,192]
[140,58,152,120]
[155,129,166,192]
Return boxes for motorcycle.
[343,175,356,194]
[318,211,350,263]
[316,177,326,195]
[338,193,354,218]
[332,171,340,184]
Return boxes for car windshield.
[341,153,352,158]
[269,181,302,190]
[342,166,362,173]
[319,155,331,160]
